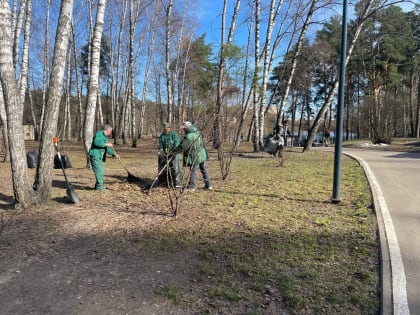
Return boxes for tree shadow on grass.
[0,209,379,315]
[107,174,152,189]
[52,179,90,191]
[233,149,302,159]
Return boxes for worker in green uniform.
[89,124,120,190]
[157,122,182,187]
[180,121,211,191]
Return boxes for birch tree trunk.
[18,0,31,105]
[263,0,293,116]
[34,0,74,204]
[178,35,193,123]
[232,5,253,150]
[12,0,25,68]
[83,0,107,167]
[252,0,261,152]
[129,0,139,147]
[171,8,191,126]
[303,0,375,152]
[97,88,104,127]
[140,2,158,138]
[40,0,51,139]
[28,75,38,140]
[112,0,127,144]
[70,22,84,141]
[0,1,32,208]
[64,45,72,140]
[165,0,174,123]
[256,0,281,150]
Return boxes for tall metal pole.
[332,0,348,203]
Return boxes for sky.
[194,0,418,49]
[193,0,328,59]
[194,1,235,46]
[193,0,348,48]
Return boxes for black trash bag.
[54,154,72,169]
[27,151,39,168]
[264,136,280,154]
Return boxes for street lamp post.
[332,0,348,203]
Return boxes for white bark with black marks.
[83,0,107,166]
[35,0,74,203]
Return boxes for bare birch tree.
[0,0,35,207]
[70,22,85,141]
[165,0,174,123]
[252,0,261,151]
[129,0,141,147]
[18,0,32,105]
[256,0,284,150]
[63,44,72,140]
[0,0,73,208]
[112,0,128,144]
[12,0,26,68]
[40,0,51,140]
[83,0,107,166]
[33,0,74,204]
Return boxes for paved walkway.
[339,148,420,315]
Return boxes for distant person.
[180,121,212,192]
[271,120,290,159]
[157,122,182,187]
[89,124,120,191]
[324,128,331,146]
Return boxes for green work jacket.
[159,130,180,154]
[181,124,208,166]
[89,130,116,160]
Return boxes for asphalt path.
[339,147,420,315]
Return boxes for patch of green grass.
[156,285,183,305]
[209,282,244,302]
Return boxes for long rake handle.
[111,148,128,170]
[54,142,80,204]
[55,145,70,185]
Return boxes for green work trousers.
[90,155,105,190]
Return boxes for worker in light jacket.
[180,121,212,192]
